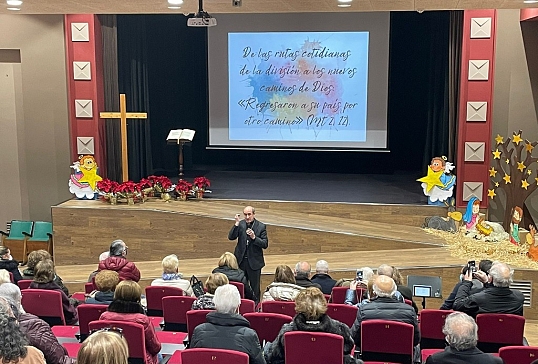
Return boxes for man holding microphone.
[228,206,268,302]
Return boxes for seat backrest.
[261,300,296,317]
[326,303,358,328]
[330,287,349,304]
[17,280,32,290]
[145,286,184,316]
[420,309,453,349]
[162,296,196,332]
[229,281,245,298]
[7,220,33,239]
[476,313,525,352]
[89,320,146,363]
[30,221,52,240]
[499,346,538,364]
[181,348,249,364]
[8,272,13,283]
[239,299,255,315]
[186,309,212,342]
[243,312,292,345]
[21,288,65,326]
[84,282,94,294]
[284,331,344,364]
[361,319,414,364]
[77,304,109,340]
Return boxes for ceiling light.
[168,6,181,9]
[168,0,183,4]
[6,0,22,5]
[524,0,538,3]
[338,0,352,2]
[6,7,20,10]
[338,4,351,7]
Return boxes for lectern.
[167,129,195,176]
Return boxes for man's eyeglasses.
[89,326,123,337]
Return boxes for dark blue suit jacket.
[229,219,268,271]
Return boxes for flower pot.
[127,197,135,205]
[109,196,117,205]
[178,193,188,201]
[195,190,204,199]
[161,192,171,202]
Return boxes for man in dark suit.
[228,206,268,302]
[425,312,503,364]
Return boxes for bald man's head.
[489,262,513,287]
[372,275,397,298]
[295,261,312,278]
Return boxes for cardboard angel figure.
[68,155,103,199]
[417,156,456,206]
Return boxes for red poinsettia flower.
[193,176,211,189]
[114,181,140,194]
[175,179,193,193]
[96,179,119,193]
[139,178,154,189]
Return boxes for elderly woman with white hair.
[190,284,265,364]
[150,254,194,296]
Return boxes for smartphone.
[467,260,477,273]
[356,270,363,281]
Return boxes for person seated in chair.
[191,273,229,310]
[0,246,23,283]
[98,240,140,282]
[262,265,304,302]
[264,287,358,364]
[425,312,502,363]
[22,250,68,296]
[190,284,265,364]
[151,254,194,296]
[310,260,337,295]
[86,270,119,305]
[294,261,322,290]
[77,330,129,364]
[212,252,256,301]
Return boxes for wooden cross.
[100,94,147,182]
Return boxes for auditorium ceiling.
[0,0,535,15]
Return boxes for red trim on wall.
[65,15,106,177]
[456,10,497,209]
[521,8,538,22]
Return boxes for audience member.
[350,275,420,348]
[0,269,11,284]
[0,291,74,364]
[440,264,484,310]
[29,259,78,325]
[262,265,304,302]
[264,287,358,364]
[0,246,23,283]
[376,264,410,306]
[86,270,119,305]
[151,254,194,296]
[0,300,45,364]
[345,273,377,307]
[100,280,161,364]
[310,260,337,295]
[77,330,129,364]
[379,264,418,313]
[453,261,524,316]
[23,250,69,296]
[191,284,265,364]
[212,252,256,301]
[425,312,503,363]
[191,273,229,310]
[98,240,140,282]
[87,251,110,283]
[294,261,322,290]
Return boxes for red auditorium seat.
[284,331,344,364]
[244,312,292,345]
[361,319,414,364]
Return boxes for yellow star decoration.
[489,167,497,177]
[77,168,103,190]
[528,169,533,176]
[512,133,523,145]
[487,189,496,199]
[506,159,510,164]
[417,166,444,193]
[492,149,501,159]
[526,143,534,153]
[495,182,499,187]
[522,180,530,190]
[503,174,511,184]
[536,177,538,184]
[495,134,504,145]
[517,161,526,172]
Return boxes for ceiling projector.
[187,0,217,27]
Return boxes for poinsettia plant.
[175,179,193,194]
[96,179,120,194]
[193,176,211,190]
[148,175,174,193]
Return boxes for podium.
[167,129,195,176]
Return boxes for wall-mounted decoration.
[470,17,492,38]
[462,182,483,201]
[468,60,490,80]
[73,61,91,80]
[464,142,486,162]
[71,23,89,42]
[466,101,487,122]
[75,100,93,118]
[76,137,95,155]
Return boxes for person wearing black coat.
[0,246,23,283]
[310,260,337,295]
[190,284,265,364]
[212,252,257,301]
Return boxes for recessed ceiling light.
[338,0,353,2]
[168,6,181,9]
[6,0,22,5]
[524,0,538,3]
[168,0,183,4]
[338,4,351,7]
[7,7,20,10]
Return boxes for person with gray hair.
[98,239,140,282]
[453,261,524,317]
[377,264,417,312]
[350,275,420,349]
[294,261,322,290]
[190,284,265,364]
[425,312,502,363]
[310,260,337,295]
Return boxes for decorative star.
[492,149,501,159]
[487,189,496,199]
[528,169,533,176]
[503,174,512,184]
[77,169,103,190]
[417,166,444,193]
[526,143,534,153]
[489,167,497,177]
[517,161,526,172]
[513,133,523,145]
[536,177,538,184]
[495,134,504,145]
[506,159,510,164]
[495,182,499,187]
[522,180,530,190]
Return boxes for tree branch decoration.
[489,130,538,230]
